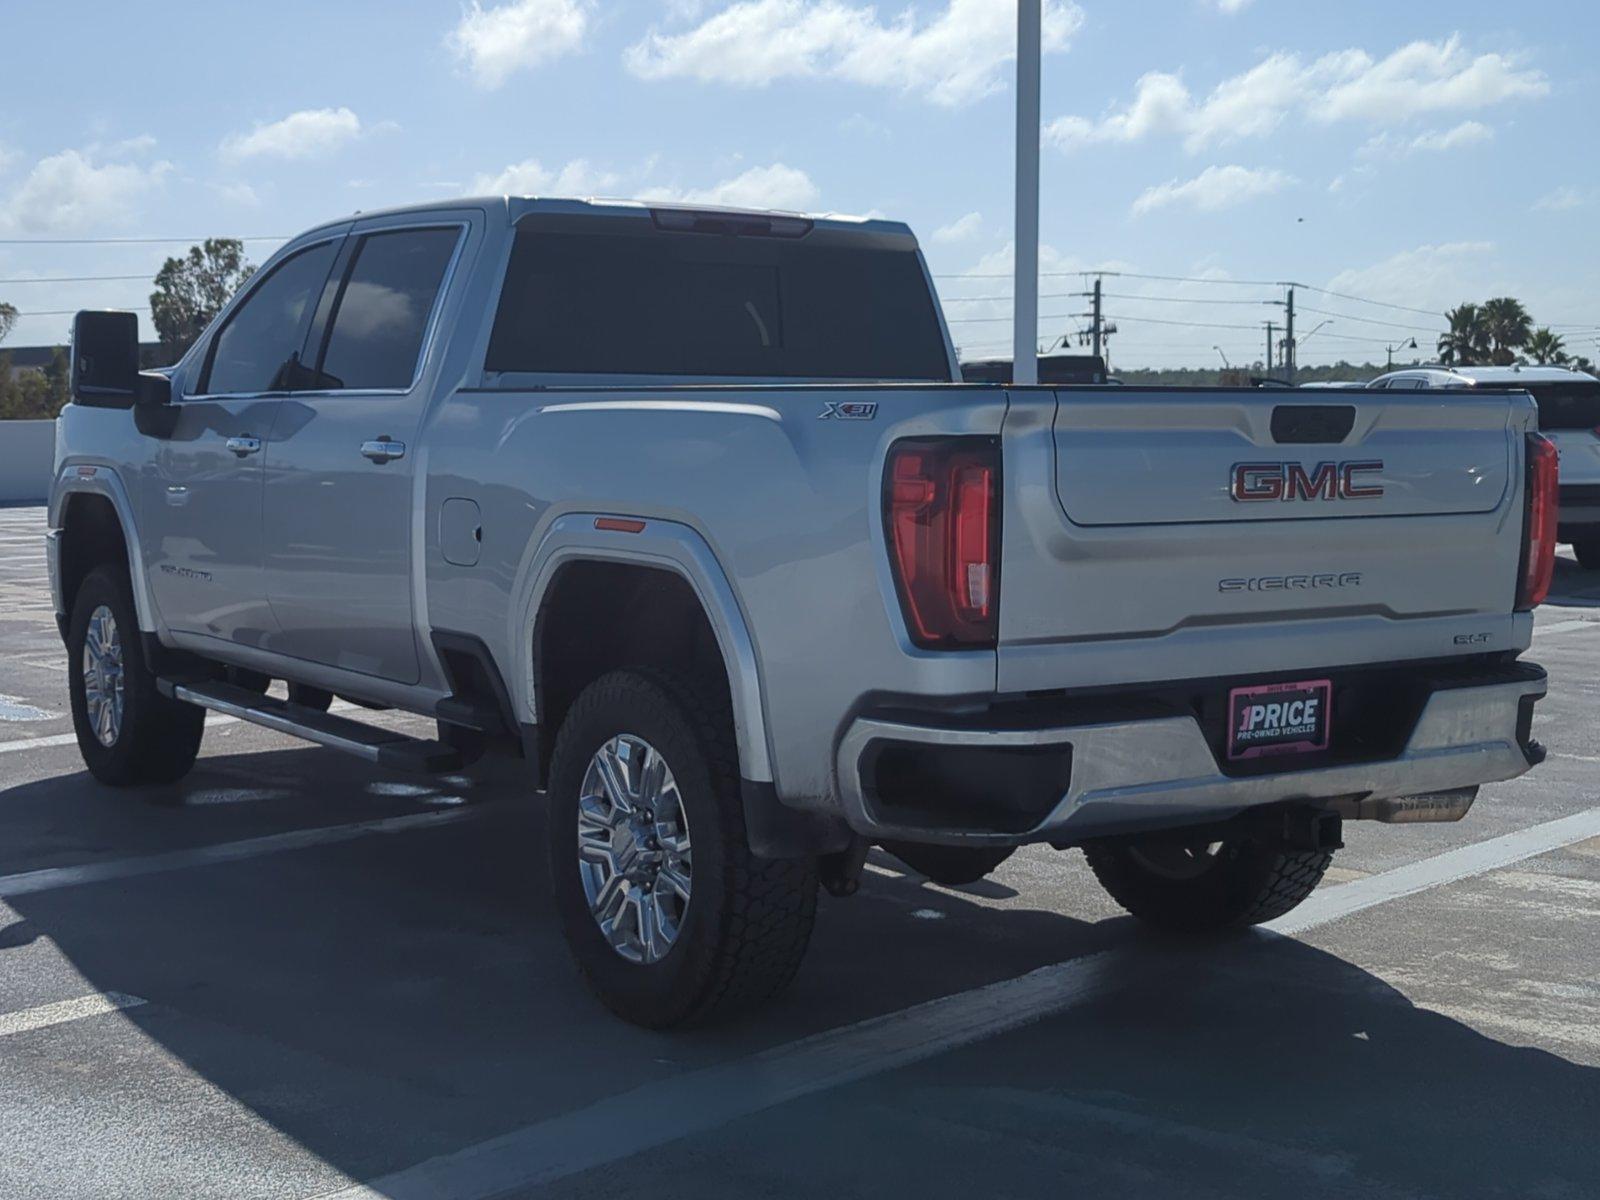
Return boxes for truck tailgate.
[997,388,1532,694]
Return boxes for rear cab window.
[485,212,951,381]
[1525,380,1600,430]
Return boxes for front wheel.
[1084,835,1332,932]
[546,669,818,1028]
[67,564,205,786]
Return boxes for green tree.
[0,301,16,344]
[1481,296,1533,365]
[1524,327,1568,365]
[1437,303,1489,365]
[149,238,256,361]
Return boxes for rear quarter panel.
[421,385,1005,807]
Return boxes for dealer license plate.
[1227,678,1332,761]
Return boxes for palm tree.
[1437,303,1489,365]
[1525,327,1568,365]
[1482,296,1533,365]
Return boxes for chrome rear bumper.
[836,668,1546,847]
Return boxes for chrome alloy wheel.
[82,604,125,748]
[576,734,693,964]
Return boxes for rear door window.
[1526,381,1600,430]
[311,227,460,391]
[485,222,949,380]
[201,241,339,395]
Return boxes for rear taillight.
[1518,432,1559,610]
[885,439,1000,648]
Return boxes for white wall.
[0,420,55,504]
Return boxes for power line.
[0,274,152,284]
[0,235,286,245]
[7,306,151,317]
[1293,304,1444,334]
[1293,283,1444,318]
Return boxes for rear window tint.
[486,224,949,380]
[1525,381,1600,430]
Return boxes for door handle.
[360,439,406,463]
[225,436,262,458]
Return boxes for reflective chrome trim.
[835,674,1548,847]
[171,683,383,762]
[360,439,407,462]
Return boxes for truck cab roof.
[294,195,918,246]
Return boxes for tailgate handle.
[1271,405,1355,444]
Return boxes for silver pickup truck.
[52,197,1555,1027]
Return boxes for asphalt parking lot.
[1,501,1598,1199]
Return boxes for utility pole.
[1284,287,1296,384]
[1012,0,1041,386]
[1265,321,1275,375]
[1091,277,1103,359]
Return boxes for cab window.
[199,241,339,395]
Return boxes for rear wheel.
[1573,537,1600,571]
[67,565,205,786]
[1084,835,1332,932]
[546,669,818,1027]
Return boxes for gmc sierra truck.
[52,198,1555,1028]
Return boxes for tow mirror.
[71,311,140,408]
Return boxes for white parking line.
[311,805,1600,1200]
[0,991,146,1038]
[0,809,479,898]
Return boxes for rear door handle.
[360,439,406,463]
[225,436,262,458]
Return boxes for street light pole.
[1385,338,1417,370]
[1013,0,1041,387]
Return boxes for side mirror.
[71,311,140,408]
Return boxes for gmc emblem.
[1230,460,1384,502]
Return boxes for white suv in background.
[1369,365,1600,570]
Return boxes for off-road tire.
[881,842,1015,886]
[67,564,205,786]
[1083,837,1332,932]
[547,668,818,1028]
[1574,538,1600,572]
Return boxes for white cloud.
[1131,164,1294,215]
[1324,241,1495,314]
[471,157,621,196]
[1214,0,1254,11]
[1358,119,1493,158]
[1049,36,1546,154]
[1317,36,1547,123]
[625,0,1085,107]
[0,149,171,233]
[211,180,261,207]
[1533,185,1587,212]
[932,211,983,243]
[447,0,591,88]
[221,107,363,161]
[640,163,821,211]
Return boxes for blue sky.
[1,0,1596,367]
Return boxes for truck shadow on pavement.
[2,747,1598,1198]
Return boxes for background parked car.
[1368,364,1600,569]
